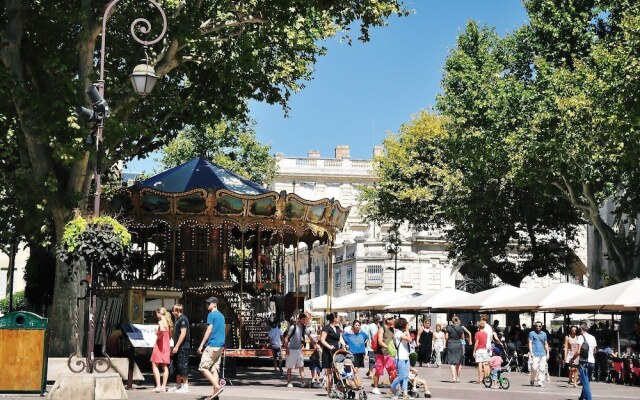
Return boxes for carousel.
[101,157,349,355]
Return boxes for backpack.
[285,324,306,346]
[371,326,379,351]
[579,338,589,360]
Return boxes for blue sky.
[125,0,528,172]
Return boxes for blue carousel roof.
[135,157,270,195]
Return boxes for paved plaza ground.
[1,364,639,400]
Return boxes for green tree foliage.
[0,291,26,314]
[507,0,640,283]
[0,0,408,355]
[161,121,276,185]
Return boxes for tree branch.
[200,17,269,36]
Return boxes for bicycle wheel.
[499,377,510,390]
[482,376,492,388]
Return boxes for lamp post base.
[48,372,128,400]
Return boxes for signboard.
[121,323,159,348]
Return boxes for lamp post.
[386,227,405,292]
[83,0,167,217]
[70,0,167,374]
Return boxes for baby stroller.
[502,343,523,372]
[330,350,367,400]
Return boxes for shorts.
[310,359,322,373]
[531,355,547,374]
[272,346,282,361]
[368,351,376,369]
[286,348,305,369]
[352,353,365,368]
[174,347,190,376]
[474,349,490,364]
[198,346,222,373]
[374,353,396,377]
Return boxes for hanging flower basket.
[57,214,133,282]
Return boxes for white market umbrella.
[438,285,526,310]
[540,278,640,312]
[332,290,417,312]
[488,283,594,311]
[305,294,336,312]
[364,291,422,311]
[330,292,370,312]
[385,288,472,311]
[625,299,640,308]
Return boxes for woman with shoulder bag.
[390,318,412,399]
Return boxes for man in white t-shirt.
[268,322,284,373]
[572,323,596,400]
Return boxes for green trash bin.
[0,311,49,395]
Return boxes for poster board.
[121,323,158,348]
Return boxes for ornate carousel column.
[306,240,313,298]
[222,223,229,280]
[326,236,334,312]
[295,236,300,312]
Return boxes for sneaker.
[372,387,381,395]
[167,385,180,392]
[536,382,544,387]
[175,387,190,393]
[287,383,293,388]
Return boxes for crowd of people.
[269,312,433,399]
[144,301,638,400]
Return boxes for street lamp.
[78,0,167,217]
[69,0,167,374]
[385,227,405,292]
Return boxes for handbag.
[387,340,397,357]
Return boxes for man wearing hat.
[198,296,225,399]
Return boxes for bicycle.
[482,367,510,390]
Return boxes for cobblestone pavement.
[2,364,639,399]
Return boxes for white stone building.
[271,145,459,300]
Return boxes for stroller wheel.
[359,391,367,400]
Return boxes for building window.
[347,265,353,289]
[314,265,320,296]
[335,269,341,291]
[323,262,328,294]
[366,264,383,285]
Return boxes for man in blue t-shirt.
[343,320,369,374]
[198,296,226,399]
[528,321,549,387]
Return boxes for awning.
[487,283,593,311]
[540,278,640,312]
[385,288,472,311]
[437,285,526,310]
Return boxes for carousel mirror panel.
[176,192,207,214]
[141,193,171,214]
